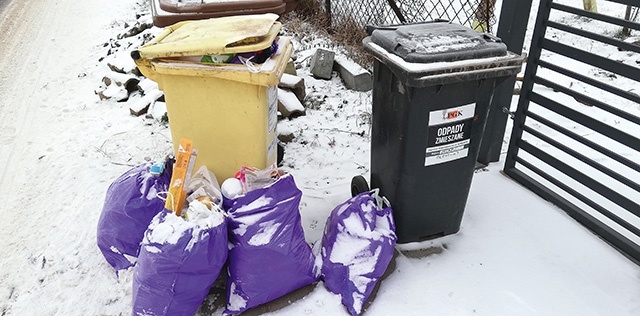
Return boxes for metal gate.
[504,0,640,263]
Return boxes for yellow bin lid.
[133,13,281,59]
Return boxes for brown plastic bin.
[151,0,286,27]
[159,0,284,13]
[283,0,298,12]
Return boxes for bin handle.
[132,57,163,84]
[371,188,392,209]
[482,33,503,43]
[130,21,191,61]
[131,50,142,61]
[365,19,450,35]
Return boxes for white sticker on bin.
[267,136,277,162]
[268,86,278,134]
[425,103,475,166]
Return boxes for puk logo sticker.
[443,110,463,120]
[427,104,476,166]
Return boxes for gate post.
[477,0,532,165]
[325,0,332,27]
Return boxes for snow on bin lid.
[134,13,281,59]
[370,22,507,63]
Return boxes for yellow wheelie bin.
[132,13,292,181]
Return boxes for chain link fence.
[288,0,499,67]
[319,0,497,32]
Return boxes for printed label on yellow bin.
[425,103,475,166]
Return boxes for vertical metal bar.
[472,0,496,31]
[476,0,532,165]
[325,0,332,28]
[387,0,406,23]
[622,5,633,37]
[485,0,493,31]
[503,0,553,171]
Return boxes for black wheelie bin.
[358,21,524,243]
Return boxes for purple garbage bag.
[224,174,318,315]
[319,190,397,316]
[132,202,228,316]
[97,159,173,272]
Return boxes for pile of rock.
[96,14,372,124]
[278,71,307,118]
[95,12,167,121]
[309,48,372,92]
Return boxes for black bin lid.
[370,22,508,63]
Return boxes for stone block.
[285,59,297,75]
[309,48,335,80]
[278,73,306,102]
[334,55,372,92]
[277,88,306,118]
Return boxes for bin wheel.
[277,143,285,167]
[351,175,370,197]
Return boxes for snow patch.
[399,34,480,54]
[234,196,273,214]
[109,246,122,255]
[335,54,369,75]
[367,40,516,73]
[248,220,282,246]
[352,291,365,314]
[145,201,225,252]
[138,172,159,200]
[144,246,162,254]
[278,88,305,113]
[329,229,373,265]
[227,282,247,312]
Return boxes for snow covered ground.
[0,0,639,315]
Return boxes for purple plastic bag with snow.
[319,190,397,316]
[224,174,318,314]
[132,206,228,316]
[97,159,173,272]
